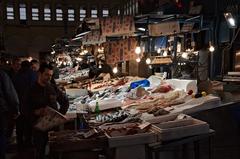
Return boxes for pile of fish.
[96,110,130,123]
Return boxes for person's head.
[38,63,53,86]
[31,59,39,71]
[12,58,21,72]
[20,60,31,70]
[49,62,56,68]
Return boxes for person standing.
[4,58,21,141]
[30,59,40,72]
[5,58,21,80]
[28,63,59,159]
[0,69,19,159]
[13,61,37,149]
[30,59,40,81]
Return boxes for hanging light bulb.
[163,50,168,57]
[27,57,33,62]
[224,13,237,28]
[146,58,151,65]
[181,52,188,59]
[76,57,83,62]
[136,57,141,63]
[157,48,161,54]
[98,47,104,53]
[51,50,55,55]
[135,46,141,54]
[113,66,118,74]
[98,64,102,68]
[209,45,215,52]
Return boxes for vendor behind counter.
[90,60,113,79]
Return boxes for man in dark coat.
[0,69,19,159]
[28,63,65,159]
[13,61,37,149]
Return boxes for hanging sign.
[104,38,138,64]
[148,21,180,36]
[82,30,106,45]
[101,16,135,36]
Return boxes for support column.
[0,0,5,51]
[14,0,20,24]
[51,2,56,22]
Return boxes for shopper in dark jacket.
[5,58,21,81]
[50,78,69,115]
[4,58,21,141]
[28,63,60,159]
[0,69,19,159]
[13,61,37,149]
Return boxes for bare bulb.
[136,57,141,63]
[135,46,141,54]
[163,51,168,57]
[113,67,118,74]
[146,58,151,64]
[209,45,215,52]
[76,57,83,62]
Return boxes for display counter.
[49,74,223,159]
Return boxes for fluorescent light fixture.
[72,36,83,41]
[137,28,146,31]
[224,13,237,28]
[228,17,235,26]
[76,31,91,37]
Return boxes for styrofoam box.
[89,98,122,112]
[100,123,157,148]
[66,89,88,98]
[148,114,209,141]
